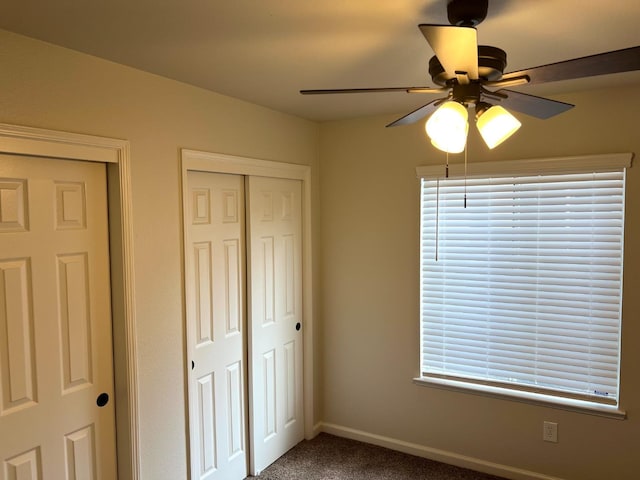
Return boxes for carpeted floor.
[247,433,508,480]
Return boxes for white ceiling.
[1,0,640,122]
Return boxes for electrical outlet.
[543,421,558,443]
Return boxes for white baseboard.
[319,423,564,480]
[307,421,323,440]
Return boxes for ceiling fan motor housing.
[447,0,489,27]
[429,45,507,86]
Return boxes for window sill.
[413,377,627,420]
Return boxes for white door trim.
[181,149,315,440]
[0,122,140,480]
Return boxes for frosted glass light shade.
[425,101,469,154]
[476,105,521,149]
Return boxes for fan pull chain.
[437,149,449,261]
[464,145,468,209]
[435,177,440,262]
[445,151,449,178]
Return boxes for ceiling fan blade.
[386,98,445,127]
[300,87,443,95]
[501,46,640,85]
[406,87,448,94]
[487,89,574,119]
[419,24,478,83]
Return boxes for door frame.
[180,149,315,470]
[0,122,140,480]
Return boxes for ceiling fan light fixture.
[476,104,521,149]
[425,101,469,153]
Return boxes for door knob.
[96,393,109,407]
[295,322,301,331]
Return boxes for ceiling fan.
[300,0,640,152]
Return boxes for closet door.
[246,176,304,474]
[185,172,247,480]
[0,154,117,479]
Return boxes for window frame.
[414,153,632,419]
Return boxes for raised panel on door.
[4,447,41,480]
[64,425,97,480]
[57,253,93,392]
[0,258,37,415]
[185,171,247,480]
[0,154,116,479]
[247,176,304,474]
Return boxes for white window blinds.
[419,159,628,406]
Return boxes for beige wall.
[319,85,640,479]
[3,24,640,480]
[0,29,320,479]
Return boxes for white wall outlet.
[543,421,558,443]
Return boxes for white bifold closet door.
[184,172,303,480]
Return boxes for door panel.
[185,172,247,480]
[247,176,304,474]
[0,154,116,479]
[0,257,36,414]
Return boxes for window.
[417,154,631,411]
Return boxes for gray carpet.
[247,433,508,479]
